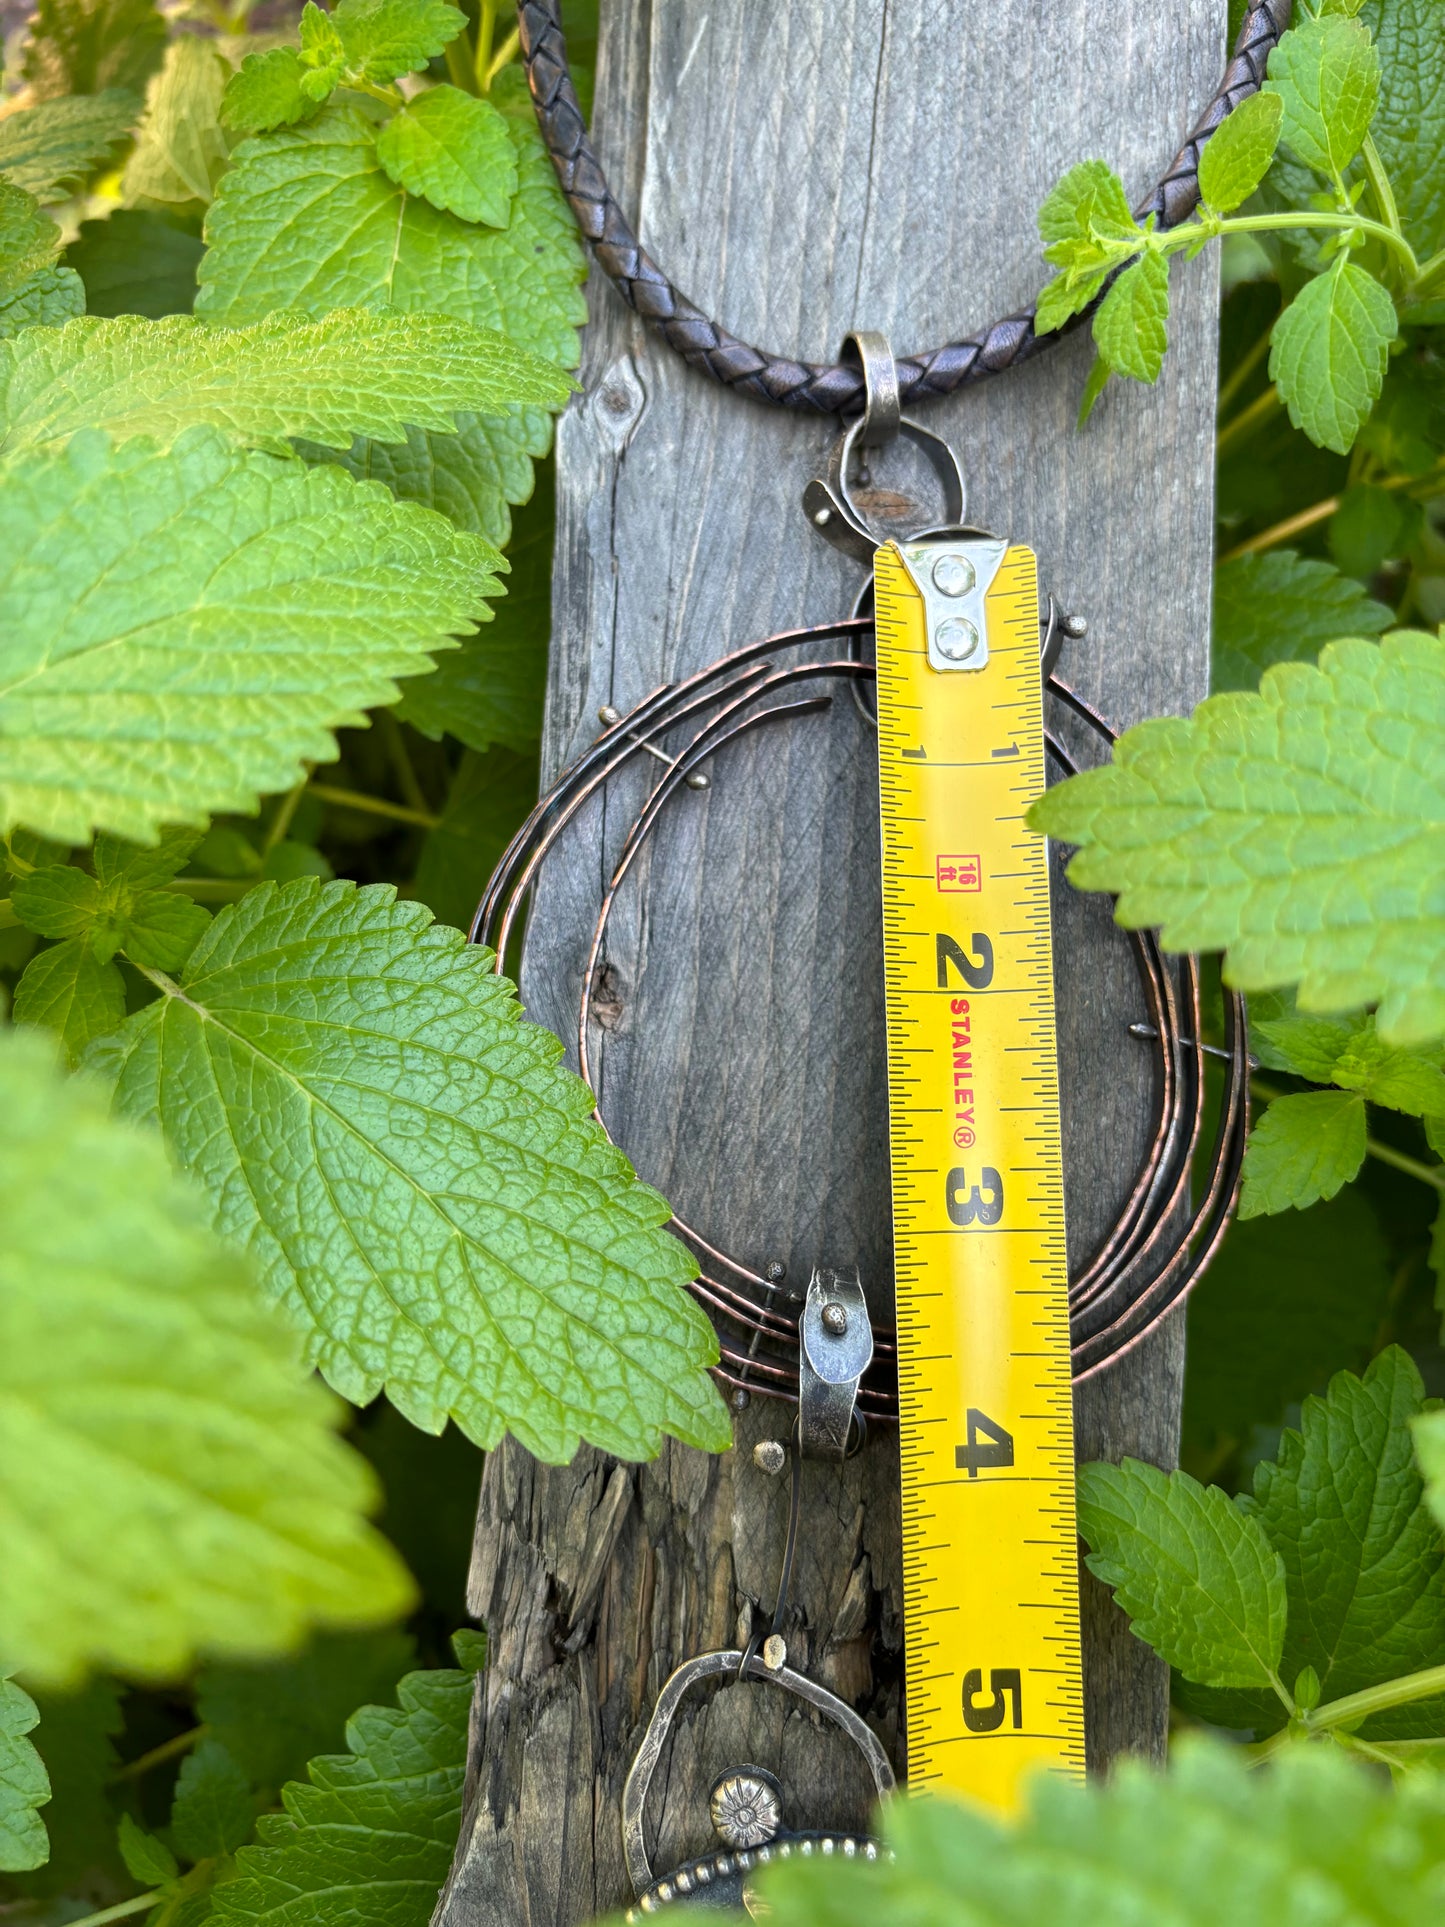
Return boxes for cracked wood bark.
[436,4,1223,1921]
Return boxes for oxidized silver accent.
[798,1266,872,1460]
[710,1772,782,1849]
[752,1439,787,1476]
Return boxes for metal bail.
[841,330,901,448]
[798,1265,873,1460]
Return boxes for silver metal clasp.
[798,1264,872,1460]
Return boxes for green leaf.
[1258,1010,1445,1115]
[1330,484,1423,581]
[12,1678,124,1897]
[333,0,469,84]
[1266,11,1381,178]
[1198,90,1284,211]
[1417,1406,1445,1538]
[221,48,319,135]
[169,1740,254,1862]
[0,426,500,846]
[0,310,570,457]
[121,37,230,212]
[413,747,538,933]
[197,72,586,542]
[1076,350,1113,426]
[376,87,517,226]
[0,1027,415,1690]
[397,459,553,749]
[1211,549,1391,693]
[1239,1089,1367,1216]
[0,1674,50,1873]
[12,828,208,967]
[1252,1351,1445,1737]
[1031,633,1445,1046]
[95,877,731,1462]
[1183,1187,1391,1459]
[1269,258,1397,455]
[22,0,167,102]
[0,263,85,338]
[0,181,84,339]
[0,91,138,202]
[1361,0,1445,256]
[118,1812,178,1885]
[195,1629,416,1798]
[1076,1459,1287,1690]
[210,1657,471,1927]
[66,210,203,319]
[1034,264,1108,335]
[756,1740,1445,1927]
[13,940,126,1065]
[1091,249,1170,382]
[1038,158,1140,266]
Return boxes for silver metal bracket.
[899,534,1009,673]
[798,1264,873,1460]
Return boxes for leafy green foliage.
[0,310,570,456]
[120,37,230,213]
[12,938,127,1065]
[220,49,320,137]
[757,1741,1445,1926]
[118,1812,176,1885]
[11,1678,124,1896]
[1092,248,1170,382]
[66,210,203,319]
[1419,1407,1445,1538]
[1031,633,1445,1045]
[1362,0,1445,255]
[1259,1011,1445,1114]
[0,1676,49,1873]
[1211,549,1391,692]
[22,0,167,102]
[0,1027,414,1689]
[0,91,137,201]
[1198,89,1284,212]
[0,182,83,338]
[1239,1089,1367,1215]
[376,88,517,226]
[1269,257,1398,454]
[331,0,468,86]
[0,427,500,845]
[210,1645,476,1927]
[1266,10,1380,179]
[196,1630,416,1800]
[96,878,731,1462]
[1076,1459,1287,1690]
[169,1740,255,1862]
[413,747,538,931]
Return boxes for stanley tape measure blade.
[874,536,1085,1811]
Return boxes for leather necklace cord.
[518,0,1293,413]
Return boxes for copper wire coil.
[471,616,1249,1410]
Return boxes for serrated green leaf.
[397,460,552,749]
[0,179,83,339]
[197,71,586,542]
[1361,0,1445,256]
[196,1629,416,1797]
[119,1811,179,1885]
[1198,89,1284,211]
[1034,264,1108,336]
[1077,1459,1287,1690]
[0,1674,50,1873]
[95,877,731,1462]
[221,47,318,134]
[1183,1187,1391,1459]
[0,310,570,457]
[1031,633,1445,1046]
[0,426,500,847]
[0,264,85,337]
[1259,1010,1445,1114]
[11,831,210,973]
[376,87,517,226]
[12,1677,124,1897]
[1239,1089,1367,1216]
[210,1658,471,1927]
[121,37,230,213]
[13,940,126,1065]
[22,0,167,102]
[1417,1406,1445,1537]
[1331,484,1422,581]
[170,1740,254,1862]
[0,91,138,202]
[1266,11,1380,178]
[756,1740,1445,1927]
[1038,158,1139,261]
[0,1027,415,1690]
[334,0,468,84]
[1091,249,1170,382]
[413,747,538,933]
[1212,549,1392,693]
[1269,258,1397,455]
[66,210,203,319]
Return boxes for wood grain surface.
[436,4,1223,1920]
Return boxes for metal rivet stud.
[762,1634,787,1671]
[753,1439,787,1475]
[935,617,981,662]
[1063,612,1088,639]
[932,553,976,597]
[598,704,622,726]
[684,771,711,791]
[813,507,831,526]
[821,1301,849,1336]
[731,1387,751,1412]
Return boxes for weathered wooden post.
[437,3,1225,1919]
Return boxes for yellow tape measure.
[874,536,1085,1811]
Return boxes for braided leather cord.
[519,0,1292,412]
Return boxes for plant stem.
[1201,209,1420,282]
[1308,1663,1445,1732]
[486,26,520,86]
[1216,383,1281,462]
[445,36,480,95]
[162,877,258,903]
[379,711,431,816]
[1363,1136,1445,1191]
[1216,330,1273,421]
[59,1895,164,1927]
[110,1724,208,1782]
[1360,136,1403,249]
[263,779,307,855]
[474,0,497,88]
[308,783,439,831]
[0,896,19,930]
[1219,494,1340,561]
